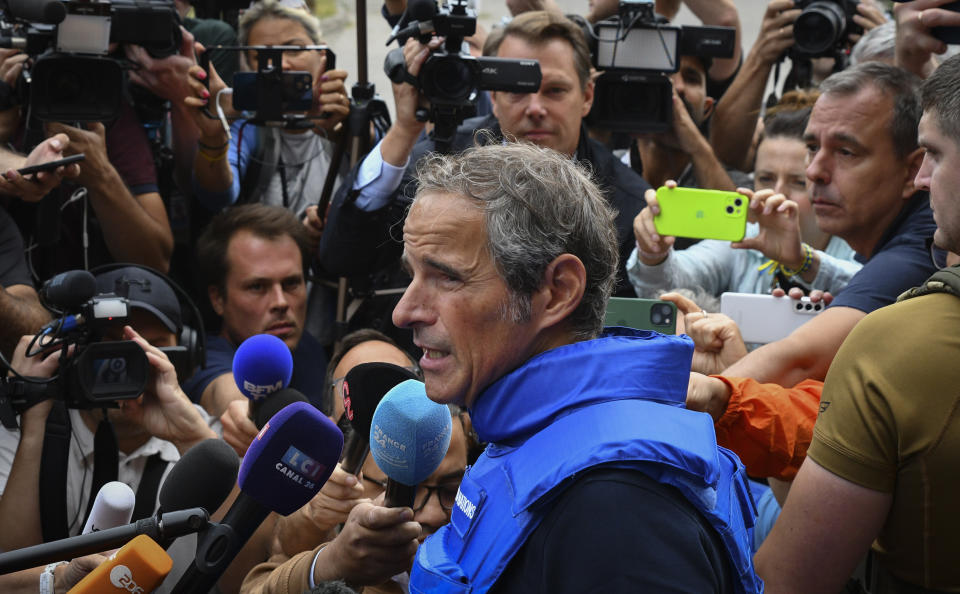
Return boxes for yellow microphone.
[68,534,173,594]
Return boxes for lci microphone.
[340,362,420,475]
[67,534,172,594]
[232,334,294,402]
[82,481,136,535]
[171,402,343,593]
[369,379,452,508]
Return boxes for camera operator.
[318,10,651,346]
[628,53,751,194]
[710,0,886,172]
[184,0,351,222]
[0,266,217,552]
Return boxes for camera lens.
[794,1,846,55]
[734,198,743,207]
[651,312,663,325]
[795,303,803,310]
[725,205,734,214]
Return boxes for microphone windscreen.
[159,438,239,514]
[253,387,310,430]
[40,270,97,310]
[407,0,438,21]
[343,362,420,437]
[67,534,172,594]
[82,481,135,535]
[240,401,343,516]
[370,380,452,486]
[232,334,294,402]
[6,0,66,23]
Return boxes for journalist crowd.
[0,0,959,591]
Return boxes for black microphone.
[39,270,97,311]
[171,402,343,593]
[5,0,66,23]
[339,363,419,475]
[0,508,210,575]
[159,438,239,519]
[386,0,438,46]
[252,387,310,430]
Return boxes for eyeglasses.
[361,476,460,512]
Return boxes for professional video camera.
[383,0,542,150]
[581,0,735,134]
[0,0,182,122]
[0,271,149,429]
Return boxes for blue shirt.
[183,333,329,413]
[832,194,940,313]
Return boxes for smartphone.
[604,297,678,334]
[17,153,85,176]
[232,71,313,112]
[932,1,960,44]
[720,292,824,344]
[653,186,748,242]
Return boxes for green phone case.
[604,297,677,334]
[653,186,748,242]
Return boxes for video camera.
[0,0,182,122]
[383,0,542,150]
[0,270,150,429]
[582,0,735,134]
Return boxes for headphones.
[88,263,207,380]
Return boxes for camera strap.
[83,417,120,523]
[40,402,72,542]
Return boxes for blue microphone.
[232,334,294,402]
[369,379,452,508]
[171,402,343,593]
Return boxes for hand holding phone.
[653,186,748,242]
[16,153,85,177]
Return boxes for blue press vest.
[409,331,763,593]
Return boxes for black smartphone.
[232,71,313,112]
[16,153,85,176]
[932,1,960,44]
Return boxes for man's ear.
[581,79,595,118]
[533,253,587,330]
[901,146,926,199]
[209,286,224,317]
[703,95,716,121]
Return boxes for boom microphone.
[232,334,293,402]
[340,363,420,475]
[67,534,172,594]
[369,380,452,508]
[82,481,136,535]
[159,438,239,517]
[171,402,343,593]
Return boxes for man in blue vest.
[385,142,760,593]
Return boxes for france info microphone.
[252,387,310,430]
[67,534,172,594]
[159,439,239,518]
[171,401,343,593]
[82,481,136,535]
[369,379,452,508]
[232,334,293,402]
[340,362,420,475]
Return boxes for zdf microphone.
[232,334,293,401]
[370,379,452,508]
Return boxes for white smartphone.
[720,292,825,344]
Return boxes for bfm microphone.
[252,388,310,430]
[232,334,294,402]
[67,534,172,594]
[39,270,97,311]
[340,363,420,475]
[369,380,452,508]
[171,401,343,593]
[82,481,136,535]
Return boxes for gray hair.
[238,0,322,69]
[818,61,921,159]
[921,53,960,149]
[413,142,619,341]
[850,20,895,66]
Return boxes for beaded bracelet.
[782,242,814,277]
[197,147,228,163]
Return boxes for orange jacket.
[711,376,824,480]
